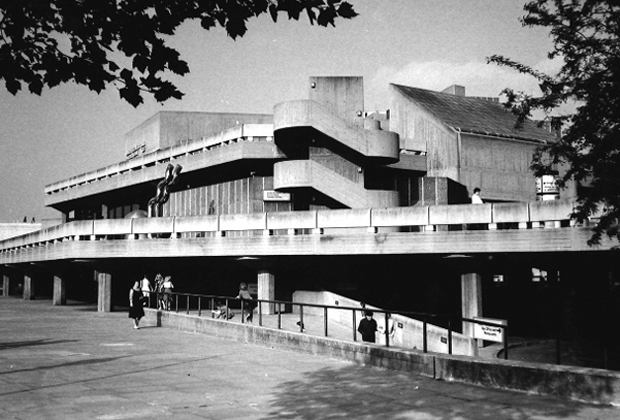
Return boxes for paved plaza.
[1,297,618,420]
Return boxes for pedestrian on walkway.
[129,281,145,329]
[154,273,165,310]
[140,275,152,306]
[162,275,174,311]
[237,282,255,323]
[358,310,377,343]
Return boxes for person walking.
[140,275,152,306]
[162,276,174,311]
[236,282,255,323]
[128,281,145,329]
[357,310,378,343]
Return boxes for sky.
[0,0,558,223]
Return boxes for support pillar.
[53,275,66,306]
[23,274,35,300]
[257,270,275,315]
[97,271,112,312]
[2,274,9,297]
[461,272,483,338]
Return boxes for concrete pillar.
[461,272,483,338]
[23,274,35,300]
[2,274,9,297]
[53,275,66,306]
[257,270,275,315]
[97,271,113,312]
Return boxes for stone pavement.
[1,298,618,420]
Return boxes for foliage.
[0,0,357,106]
[488,0,620,245]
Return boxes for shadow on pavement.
[266,364,589,420]
[0,339,79,351]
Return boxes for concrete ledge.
[146,309,620,406]
[435,353,620,406]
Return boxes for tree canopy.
[0,0,357,106]
[489,0,620,245]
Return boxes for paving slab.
[1,297,619,419]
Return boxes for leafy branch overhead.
[488,0,620,246]
[0,0,357,107]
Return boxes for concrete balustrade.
[0,200,586,255]
[219,213,267,232]
[93,219,133,236]
[174,215,219,234]
[492,202,530,223]
[317,208,372,228]
[64,220,95,239]
[267,211,317,230]
[371,206,429,227]
[529,199,575,223]
[132,217,175,235]
[429,204,493,225]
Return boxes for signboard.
[263,190,291,202]
[473,317,507,343]
[536,175,559,194]
[248,283,258,295]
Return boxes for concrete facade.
[2,76,618,396]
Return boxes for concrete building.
[1,77,616,362]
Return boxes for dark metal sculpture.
[148,164,182,217]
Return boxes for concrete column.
[23,274,35,300]
[461,272,483,338]
[2,274,9,297]
[97,271,113,312]
[53,275,66,306]
[257,270,275,315]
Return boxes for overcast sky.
[0,0,556,223]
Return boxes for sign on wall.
[473,317,507,343]
[263,190,291,202]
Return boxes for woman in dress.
[128,281,145,329]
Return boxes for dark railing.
[143,290,511,359]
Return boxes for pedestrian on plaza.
[357,310,378,343]
[140,275,152,306]
[236,282,255,323]
[162,275,174,311]
[128,281,145,329]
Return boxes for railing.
[0,200,579,253]
[44,124,274,195]
[143,290,511,359]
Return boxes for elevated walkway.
[273,160,399,208]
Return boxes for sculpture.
[148,164,183,217]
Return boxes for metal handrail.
[144,290,510,358]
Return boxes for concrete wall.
[308,76,365,128]
[388,85,458,180]
[460,133,539,202]
[292,291,476,356]
[164,176,293,218]
[124,111,273,159]
[146,308,620,406]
